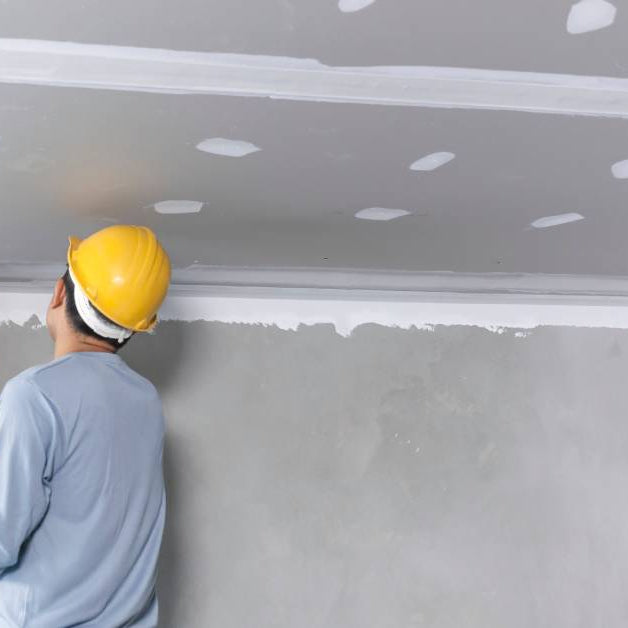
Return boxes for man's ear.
[50,277,66,309]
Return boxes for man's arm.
[0,377,53,575]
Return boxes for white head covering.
[68,267,133,344]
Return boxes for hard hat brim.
[67,235,81,264]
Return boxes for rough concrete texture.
[2,319,628,627]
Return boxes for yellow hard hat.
[67,225,171,332]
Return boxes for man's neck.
[54,337,115,360]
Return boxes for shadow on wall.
[123,320,191,394]
[123,320,198,628]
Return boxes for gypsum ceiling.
[0,0,627,281]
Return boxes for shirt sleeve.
[0,377,54,575]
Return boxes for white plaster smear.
[154,200,204,215]
[530,213,584,229]
[338,0,376,13]
[1,39,628,117]
[410,152,456,172]
[567,0,617,34]
[4,289,628,337]
[611,159,628,179]
[196,138,261,157]
[355,208,411,221]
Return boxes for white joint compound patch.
[154,200,204,215]
[196,138,261,157]
[355,208,411,221]
[338,0,376,13]
[611,159,628,179]
[530,213,584,229]
[567,0,617,34]
[0,39,628,118]
[410,152,456,172]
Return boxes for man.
[0,225,171,627]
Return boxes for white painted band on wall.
[3,289,628,337]
[0,39,628,117]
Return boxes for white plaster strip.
[0,39,627,117]
[3,289,628,337]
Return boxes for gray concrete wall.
[2,320,628,627]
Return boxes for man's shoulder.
[2,356,74,396]
[2,355,162,410]
[0,363,64,427]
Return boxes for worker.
[0,225,171,627]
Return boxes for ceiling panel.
[0,83,626,275]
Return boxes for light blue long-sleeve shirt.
[0,352,166,627]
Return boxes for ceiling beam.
[4,263,628,301]
[0,39,627,117]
